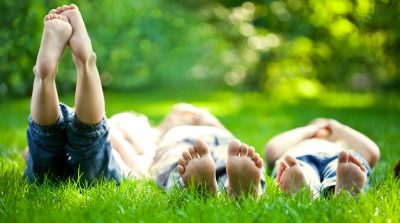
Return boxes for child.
[26,5,264,198]
[25,4,120,183]
[264,118,380,196]
[109,104,265,197]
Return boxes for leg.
[177,139,218,194]
[25,104,70,183]
[49,4,120,183]
[226,140,263,198]
[57,4,104,124]
[31,13,72,125]
[25,11,73,183]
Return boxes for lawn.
[0,89,399,222]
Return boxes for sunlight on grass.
[0,90,399,222]
[318,92,376,108]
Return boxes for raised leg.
[31,13,72,125]
[57,4,104,124]
[26,12,72,183]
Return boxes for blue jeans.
[25,104,120,184]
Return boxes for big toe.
[228,139,241,156]
[338,150,349,164]
[194,139,210,156]
[253,153,263,168]
[284,155,298,167]
[69,4,78,9]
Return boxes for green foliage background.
[1,0,399,97]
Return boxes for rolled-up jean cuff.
[68,115,108,138]
[27,114,65,137]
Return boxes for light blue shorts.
[273,151,371,196]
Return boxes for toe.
[182,150,191,162]
[177,165,184,175]
[253,153,263,168]
[256,157,263,168]
[194,139,210,156]
[49,9,57,14]
[284,155,297,167]
[178,157,186,167]
[247,146,255,158]
[239,144,249,156]
[338,150,349,164]
[188,146,198,159]
[349,154,367,172]
[228,139,241,156]
[252,153,261,162]
[276,161,288,184]
[70,4,78,9]
[60,15,69,23]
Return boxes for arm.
[264,125,321,168]
[329,120,380,168]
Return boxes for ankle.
[73,51,96,71]
[33,64,56,81]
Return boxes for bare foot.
[226,140,263,198]
[34,13,72,79]
[335,150,367,195]
[177,139,218,193]
[54,4,93,63]
[276,155,307,194]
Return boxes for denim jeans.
[25,104,120,184]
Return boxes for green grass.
[1,89,399,222]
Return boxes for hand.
[325,119,343,141]
[308,118,331,139]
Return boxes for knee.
[368,147,380,168]
[264,143,279,168]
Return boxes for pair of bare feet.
[177,139,263,197]
[276,151,367,195]
[35,4,92,79]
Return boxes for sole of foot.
[335,150,367,195]
[276,155,308,194]
[35,13,72,79]
[226,140,263,198]
[178,139,218,194]
[52,4,93,63]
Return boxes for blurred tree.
[199,0,400,95]
[0,0,399,98]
